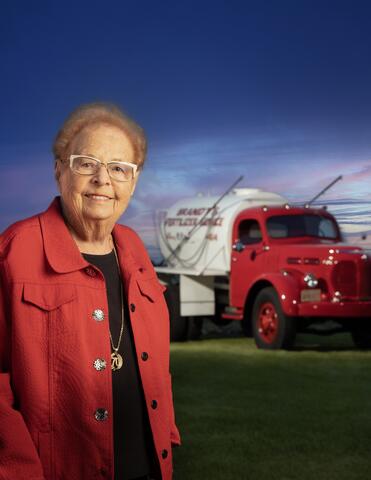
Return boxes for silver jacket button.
[92,309,105,321]
[93,359,107,371]
[94,408,108,421]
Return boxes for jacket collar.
[40,197,140,277]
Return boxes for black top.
[82,250,155,480]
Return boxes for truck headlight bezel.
[303,273,319,288]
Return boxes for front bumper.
[298,300,371,318]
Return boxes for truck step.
[221,306,243,320]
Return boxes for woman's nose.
[92,163,111,185]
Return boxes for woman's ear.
[54,159,62,184]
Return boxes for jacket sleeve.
[168,373,181,447]
[0,259,46,480]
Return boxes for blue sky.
[1,0,371,250]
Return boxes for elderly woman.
[0,103,181,480]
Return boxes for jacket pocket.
[23,283,76,311]
[137,276,167,303]
[38,431,52,479]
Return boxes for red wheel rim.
[257,301,279,344]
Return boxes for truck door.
[230,217,266,307]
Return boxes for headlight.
[304,273,318,288]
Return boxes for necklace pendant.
[111,352,123,371]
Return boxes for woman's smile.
[85,193,113,201]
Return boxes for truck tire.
[351,320,371,349]
[252,287,296,350]
[164,283,188,342]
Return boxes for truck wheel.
[164,283,188,342]
[351,320,371,349]
[252,287,296,350]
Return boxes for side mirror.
[232,241,245,253]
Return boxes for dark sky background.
[1,0,371,250]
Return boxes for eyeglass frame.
[68,154,139,182]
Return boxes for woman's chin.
[82,205,114,222]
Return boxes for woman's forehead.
[70,123,134,157]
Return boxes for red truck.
[154,187,371,349]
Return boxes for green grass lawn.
[170,334,371,480]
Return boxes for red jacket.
[0,197,181,480]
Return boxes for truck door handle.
[232,241,245,253]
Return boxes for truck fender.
[251,273,300,317]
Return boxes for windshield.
[266,214,338,239]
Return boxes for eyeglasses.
[69,155,138,182]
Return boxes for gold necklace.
[110,243,124,371]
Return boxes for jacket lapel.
[112,224,143,297]
[39,197,87,273]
